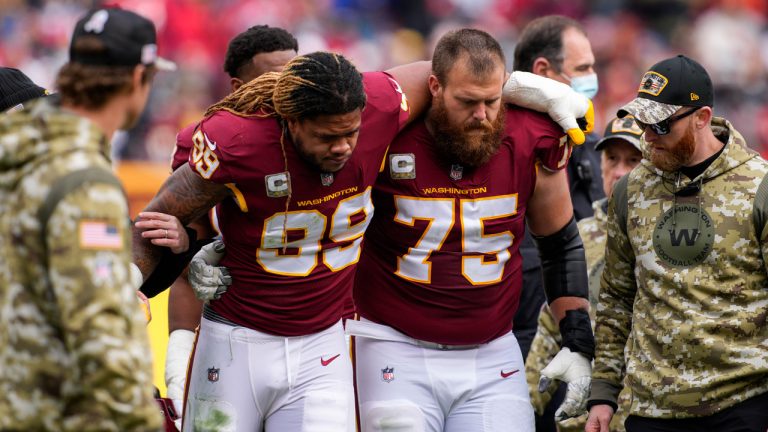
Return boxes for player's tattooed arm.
[132,164,232,279]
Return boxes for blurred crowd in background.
[2,0,767,162]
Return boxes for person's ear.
[230,77,244,92]
[132,65,146,89]
[696,107,713,129]
[532,57,552,77]
[286,117,299,137]
[428,74,441,97]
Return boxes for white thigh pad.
[184,398,237,432]
[302,389,352,432]
[482,397,533,432]
[362,400,425,432]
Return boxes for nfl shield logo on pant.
[207,367,219,382]
[381,366,395,383]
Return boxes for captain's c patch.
[389,153,415,179]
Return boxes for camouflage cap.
[618,55,713,124]
[595,116,644,153]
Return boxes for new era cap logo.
[690,93,700,101]
[638,71,668,97]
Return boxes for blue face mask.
[562,72,599,99]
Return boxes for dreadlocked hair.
[203,52,367,249]
[205,51,366,120]
[203,71,280,118]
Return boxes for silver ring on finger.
[164,229,169,239]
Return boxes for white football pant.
[348,319,534,432]
[183,317,354,432]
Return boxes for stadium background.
[2,0,767,394]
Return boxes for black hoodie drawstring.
[670,171,704,242]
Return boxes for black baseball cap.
[0,67,48,112]
[594,115,644,152]
[70,8,176,71]
[617,55,713,124]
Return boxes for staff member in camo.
[586,55,768,432]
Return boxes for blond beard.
[650,121,696,172]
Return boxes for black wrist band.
[139,227,208,298]
[559,308,595,360]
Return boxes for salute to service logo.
[638,71,669,97]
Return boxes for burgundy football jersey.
[172,122,221,234]
[188,72,409,336]
[354,105,570,345]
[171,123,196,171]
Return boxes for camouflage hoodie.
[590,117,768,418]
[0,98,162,431]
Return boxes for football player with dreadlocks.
[136,52,427,431]
[147,26,298,427]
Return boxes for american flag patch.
[79,221,123,249]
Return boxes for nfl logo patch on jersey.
[381,366,395,383]
[207,367,219,382]
[449,164,463,180]
[390,153,415,179]
[265,172,290,197]
[320,172,334,186]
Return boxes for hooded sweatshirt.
[0,98,162,431]
[590,117,768,418]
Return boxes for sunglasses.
[635,107,700,136]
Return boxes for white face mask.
[561,72,599,99]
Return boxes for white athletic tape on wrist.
[165,329,195,401]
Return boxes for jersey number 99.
[256,188,373,276]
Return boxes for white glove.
[503,71,594,145]
[188,240,231,301]
[130,262,144,287]
[165,329,195,429]
[539,347,592,421]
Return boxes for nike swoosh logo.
[388,77,403,94]
[500,369,520,378]
[321,354,341,366]
[204,133,217,151]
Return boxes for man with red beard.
[586,55,768,432]
[348,28,594,431]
